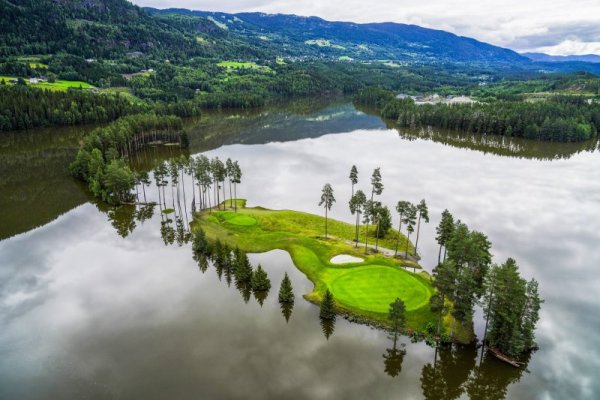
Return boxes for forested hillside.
[0,0,598,138]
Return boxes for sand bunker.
[330,254,364,264]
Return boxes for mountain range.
[522,52,600,64]
[0,0,598,74]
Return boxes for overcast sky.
[131,0,600,55]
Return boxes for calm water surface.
[1,100,599,399]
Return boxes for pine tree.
[349,165,358,198]
[319,183,336,238]
[251,264,271,292]
[192,227,211,256]
[435,209,455,264]
[278,272,294,303]
[320,289,336,320]
[235,252,253,283]
[388,298,406,336]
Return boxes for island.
[192,199,473,343]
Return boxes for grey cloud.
[508,21,600,50]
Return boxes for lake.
[1,98,599,399]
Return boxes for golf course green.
[193,200,470,340]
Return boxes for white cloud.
[526,39,600,56]
[131,0,600,55]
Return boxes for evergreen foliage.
[388,297,407,335]
[251,264,271,292]
[320,289,336,320]
[483,258,542,357]
[278,273,294,303]
[69,113,185,204]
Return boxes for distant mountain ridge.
[522,52,600,63]
[147,8,529,66]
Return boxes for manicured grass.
[330,265,431,312]
[194,200,472,341]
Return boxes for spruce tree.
[320,289,336,320]
[251,264,271,292]
[192,227,210,256]
[278,272,295,303]
[388,298,406,336]
[235,252,253,283]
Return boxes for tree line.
[69,114,186,204]
[319,165,427,260]
[319,164,542,359]
[355,86,600,143]
[192,228,297,322]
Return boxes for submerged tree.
[349,190,367,247]
[319,183,336,238]
[414,199,429,256]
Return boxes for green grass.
[0,76,93,91]
[330,265,431,312]
[217,61,273,73]
[32,80,93,91]
[194,200,472,342]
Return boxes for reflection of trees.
[280,302,293,323]
[383,334,407,377]
[195,254,209,273]
[236,281,252,304]
[320,317,335,340]
[135,204,155,224]
[254,290,268,306]
[465,351,531,400]
[420,344,477,400]
[388,124,599,161]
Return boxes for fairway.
[330,266,431,313]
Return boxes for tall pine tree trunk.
[415,214,422,256]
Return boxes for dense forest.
[1,0,599,141]
[69,114,185,204]
[355,87,600,142]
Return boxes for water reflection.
[280,302,294,323]
[383,333,407,377]
[465,351,531,400]
[320,317,336,340]
[420,344,477,399]
[1,99,600,399]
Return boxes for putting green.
[219,211,257,226]
[330,265,431,313]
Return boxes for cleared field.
[217,61,273,73]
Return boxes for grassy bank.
[193,200,472,342]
